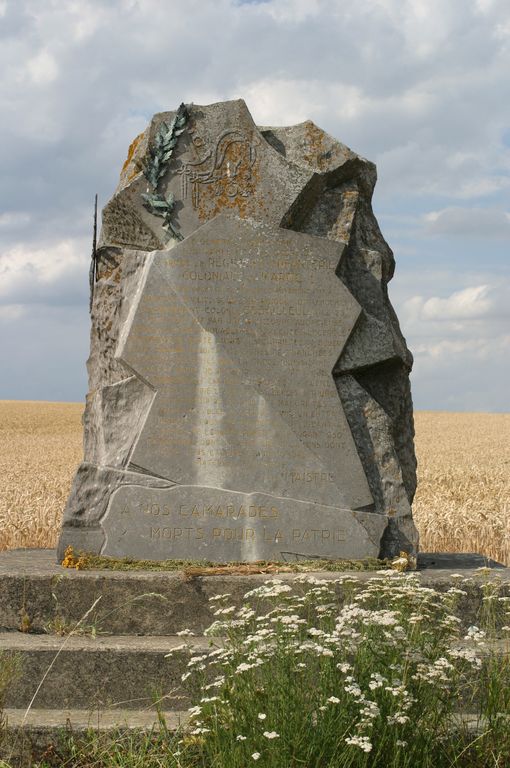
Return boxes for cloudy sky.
[0,0,508,411]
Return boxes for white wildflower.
[236,662,255,673]
[244,580,292,599]
[448,647,482,667]
[344,683,364,698]
[387,713,409,725]
[164,643,188,657]
[345,735,373,753]
[263,731,280,739]
[465,626,486,643]
[369,673,385,690]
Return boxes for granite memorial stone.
[58,99,418,563]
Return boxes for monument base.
[57,463,417,563]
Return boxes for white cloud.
[0,304,25,321]
[66,2,107,42]
[409,332,510,411]
[414,335,510,361]
[404,285,494,322]
[423,207,510,237]
[0,212,31,229]
[0,239,89,305]
[263,0,321,22]
[242,78,364,126]
[393,272,510,410]
[25,49,58,85]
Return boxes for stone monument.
[57,99,418,563]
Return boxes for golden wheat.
[0,400,83,551]
[0,402,508,563]
[413,411,510,565]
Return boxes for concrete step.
[0,708,185,768]
[3,707,184,730]
[2,627,505,712]
[2,707,508,768]
[0,633,211,711]
[0,549,508,636]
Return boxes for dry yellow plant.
[0,402,508,564]
[413,411,510,566]
[0,401,83,551]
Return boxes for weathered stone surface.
[102,486,386,561]
[58,98,418,562]
[118,216,370,509]
[58,464,174,555]
[100,100,314,250]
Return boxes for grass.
[0,402,509,564]
[63,550,391,574]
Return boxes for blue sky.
[0,0,508,411]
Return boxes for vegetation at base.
[163,571,510,768]
[5,727,181,768]
[3,571,510,768]
[0,652,21,713]
[61,547,392,574]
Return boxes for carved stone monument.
[58,99,418,563]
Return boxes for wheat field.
[412,411,510,565]
[0,401,509,564]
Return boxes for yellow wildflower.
[61,545,89,570]
[391,551,417,572]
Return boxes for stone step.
[0,549,508,636]
[3,707,184,730]
[0,708,185,768]
[3,627,505,713]
[0,633,211,711]
[2,707,507,768]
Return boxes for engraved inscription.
[118,216,373,512]
[101,486,387,562]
